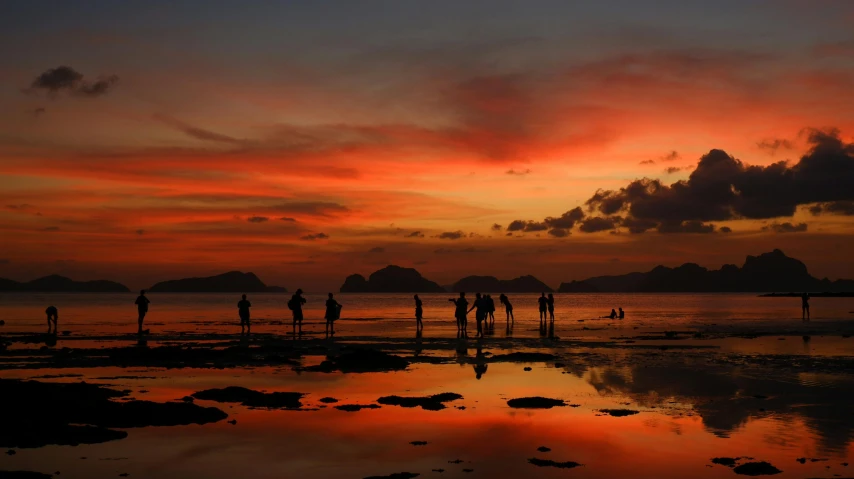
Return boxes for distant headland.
[0,275,129,293]
[148,271,287,293]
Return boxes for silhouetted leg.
[138,312,145,334]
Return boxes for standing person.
[802,293,810,321]
[547,293,555,321]
[325,293,342,336]
[414,294,423,331]
[469,293,487,338]
[538,293,548,322]
[499,294,514,322]
[45,305,58,334]
[486,294,496,324]
[288,289,307,334]
[134,290,150,335]
[237,294,251,335]
[449,292,468,333]
[618,307,625,319]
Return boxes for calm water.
[1,292,853,336]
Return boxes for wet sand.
[2,318,854,478]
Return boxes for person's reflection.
[473,340,487,380]
[455,331,468,364]
[548,319,555,339]
[44,335,57,348]
[414,328,423,357]
[539,319,548,337]
[136,336,148,348]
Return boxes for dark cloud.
[639,159,656,165]
[367,247,385,253]
[579,216,621,233]
[584,129,854,233]
[762,222,808,233]
[544,207,585,229]
[405,231,425,238]
[506,169,532,176]
[506,220,527,232]
[135,229,145,235]
[658,220,716,234]
[33,107,46,117]
[809,201,854,216]
[434,248,454,254]
[661,151,681,162]
[438,230,465,240]
[491,223,503,231]
[460,247,490,253]
[41,226,60,232]
[154,114,246,145]
[664,166,684,174]
[548,228,570,237]
[757,138,794,154]
[505,232,513,236]
[719,226,732,233]
[300,232,329,240]
[6,204,32,210]
[523,221,548,232]
[279,217,297,222]
[29,66,118,97]
[247,216,269,223]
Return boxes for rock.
[599,409,639,417]
[712,457,739,467]
[537,446,551,452]
[227,420,237,425]
[377,393,463,411]
[334,404,381,412]
[796,458,806,464]
[528,458,582,468]
[192,387,304,409]
[733,462,782,476]
[523,367,532,371]
[306,348,409,373]
[0,379,226,449]
[506,397,566,409]
[362,473,419,479]
[409,441,427,446]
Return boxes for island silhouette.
[0,275,129,292]
[452,275,553,293]
[148,271,287,293]
[340,265,444,293]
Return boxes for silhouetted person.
[325,293,341,335]
[473,341,487,380]
[538,293,548,322]
[288,289,306,334]
[237,294,251,335]
[414,294,423,331]
[606,308,617,319]
[449,292,468,333]
[469,293,488,338]
[134,290,150,335]
[547,293,555,321]
[618,307,624,319]
[486,294,495,324]
[802,293,810,321]
[45,305,58,334]
[499,294,514,322]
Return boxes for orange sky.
[1,2,854,290]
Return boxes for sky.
[1,0,854,291]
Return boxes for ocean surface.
[1,292,852,337]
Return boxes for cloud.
[757,138,794,154]
[135,229,145,235]
[761,222,808,233]
[434,248,454,254]
[438,230,465,240]
[584,129,854,233]
[405,231,425,238]
[460,247,491,253]
[29,66,118,97]
[41,226,61,232]
[33,107,46,117]
[6,204,32,210]
[300,232,329,240]
[719,226,732,233]
[639,159,656,165]
[505,232,513,236]
[506,220,526,232]
[578,216,621,233]
[491,223,503,231]
[279,217,297,222]
[367,247,385,253]
[247,216,269,223]
[548,228,570,237]
[153,114,247,145]
[660,151,681,162]
[658,220,716,234]
[664,166,684,174]
[523,221,548,232]
[544,207,585,229]
[506,169,532,176]
[809,201,854,216]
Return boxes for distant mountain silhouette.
[558,249,854,293]
[0,275,129,292]
[149,271,287,293]
[452,275,554,293]
[340,265,444,293]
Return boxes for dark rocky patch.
[600,409,639,417]
[733,462,782,476]
[410,441,428,446]
[0,472,54,478]
[523,367,532,371]
[0,379,226,448]
[192,387,304,409]
[537,446,551,452]
[377,393,462,411]
[528,458,582,468]
[334,404,381,412]
[6,450,16,455]
[712,457,739,467]
[319,397,339,403]
[306,348,408,373]
[506,397,566,409]
[362,473,419,479]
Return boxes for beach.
[2,292,854,478]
